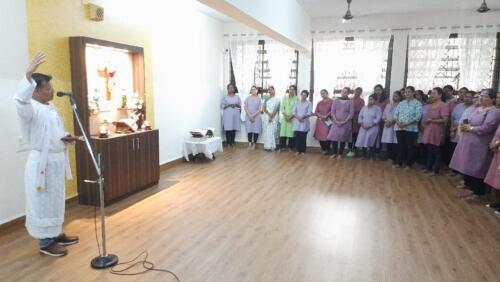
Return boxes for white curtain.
[266,40,296,99]
[313,36,390,107]
[228,37,260,121]
[458,32,497,91]
[406,34,450,91]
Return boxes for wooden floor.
[1,148,499,282]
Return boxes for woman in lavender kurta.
[327,87,354,158]
[450,91,475,154]
[351,87,365,155]
[382,91,402,163]
[244,86,262,149]
[355,94,382,159]
[293,90,312,155]
[221,83,241,147]
[314,89,333,154]
[373,84,389,155]
[450,89,499,199]
[422,87,449,175]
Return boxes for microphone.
[57,91,76,106]
[56,91,72,97]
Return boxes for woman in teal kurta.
[279,85,299,151]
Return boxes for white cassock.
[14,77,72,239]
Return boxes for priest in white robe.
[14,52,80,257]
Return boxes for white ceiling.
[297,0,500,18]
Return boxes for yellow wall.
[26,0,155,199]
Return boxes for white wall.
[0,0,30,224]
[152,2,224,164]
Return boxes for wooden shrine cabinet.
[69,37,159,206]
[79,130,159,206]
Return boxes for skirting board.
[160,157,185,172]
[233,141,323,152]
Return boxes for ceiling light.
[342,0,353,23]
[477,0,490,13]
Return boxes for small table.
[183,136,223,162]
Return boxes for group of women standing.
[221,83,500,213]
[221,84,313,154]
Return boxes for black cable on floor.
[92,197,179,280]
[108,250,180,281]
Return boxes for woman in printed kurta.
[221,83,241,147]
[355,94,382,159]
[327,87,354,158]
[244,86,262,149]
[350,87,365,155]
[422,87,449,175]
[382,91,402,163]
[450,89,499,199]
[279,85,299,151]
[314,89,333,154]
[263,85,280,151]
[293,90,312,155]
[394,86,423,168]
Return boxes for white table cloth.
[183,136,223,161]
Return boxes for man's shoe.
[54,233,79,246]
[40,242,67,257]
[485,202,500,209]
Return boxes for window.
[312,36,391,107]
[227,37,297,103]
[406,32,498,91]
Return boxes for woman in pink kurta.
[450,89,499,199]
[314,89,333,154]
[422,87,450,175]
[327,87,354,158]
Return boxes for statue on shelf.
[89,88,100,115]
[121,89,127,109]
[97,66,116,101]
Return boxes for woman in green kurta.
[279,85,299,151]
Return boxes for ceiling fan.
[477,0,490,13]
[342,0,353,23]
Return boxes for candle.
[99,124,108,134]
[99,124,108,138]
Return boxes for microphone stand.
[67,94,118,268]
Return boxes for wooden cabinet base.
[76,130,159,206]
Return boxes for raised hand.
[26,52,46,81]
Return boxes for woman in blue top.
[394,86,423,168]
